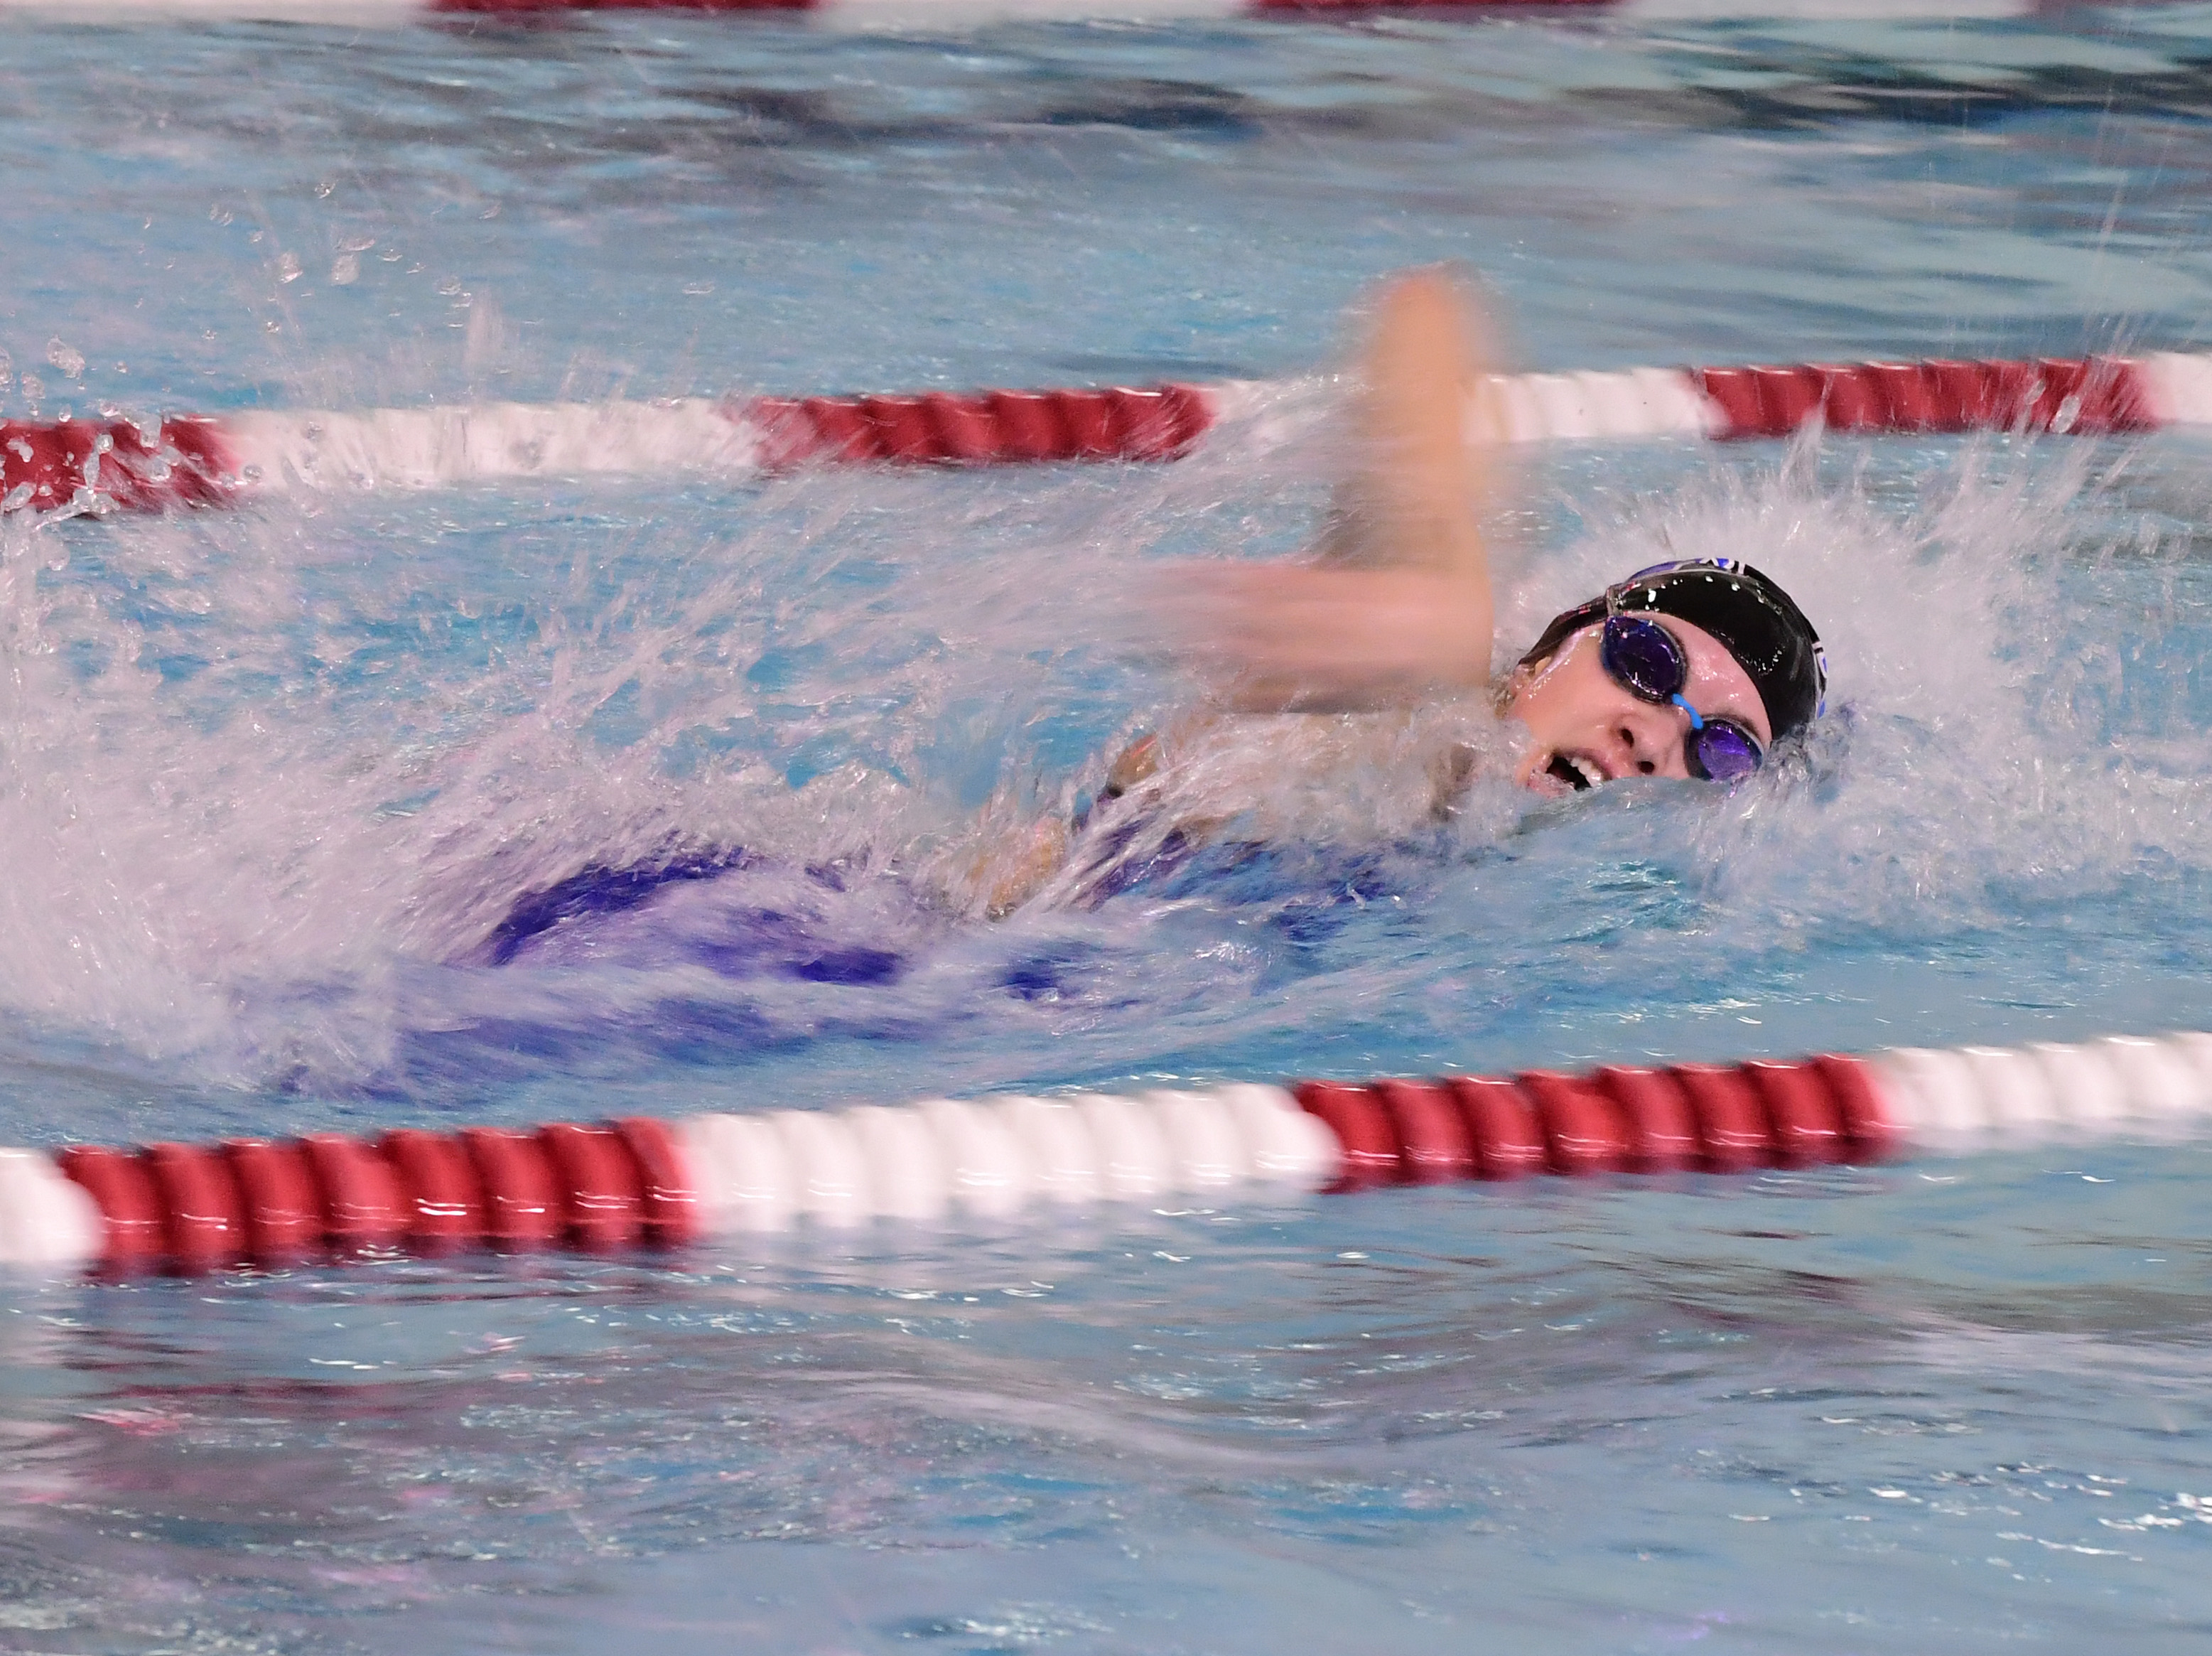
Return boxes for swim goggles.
[1598,613,1764,783]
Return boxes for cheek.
[1510,656,1619,739]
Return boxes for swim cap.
[1519,558,1827,741]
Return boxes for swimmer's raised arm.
[962,268,1828,918]
[1176,267,1503,713]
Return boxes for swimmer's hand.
[1166,266,1504,714]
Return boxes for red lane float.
[299,1132,408,1247]
[1592,1065,1698,1172]
[0,416,234,516]
[747,382,1212,471]
[429,0,1609,11]
[6,1030,2212,1274]
[14,349,2211,518]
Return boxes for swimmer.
[485,269,1829,955]
[971,267,1827,915]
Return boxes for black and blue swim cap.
[1519,558,1827,742]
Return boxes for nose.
[1611,701,1692,778]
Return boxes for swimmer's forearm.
[1157,267,1504,711]
[1327,273,1486,549]
[1327,269,1495,644]
[1187,565,1495,711]
[1360,270,1493,557]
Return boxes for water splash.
[0,404,2199,1103]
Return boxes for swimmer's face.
[1505,618,1772,797]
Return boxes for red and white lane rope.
[9,1030,2212,1274]
[9,349,2203,519]
[0,0,2069,28]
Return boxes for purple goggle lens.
[1686,720,1761,783]
[1598,613,1687,702]
[1597,615,1764,783]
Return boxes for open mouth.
[1545,752,1603,792]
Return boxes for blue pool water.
[4,6,2212,1652]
